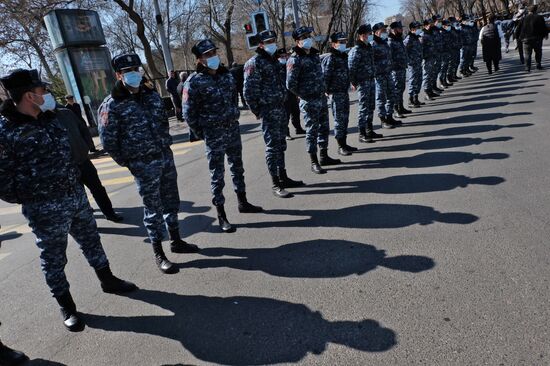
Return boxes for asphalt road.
[1,47,549,365]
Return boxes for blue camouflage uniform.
[371,35,394,118]
[439,27,453,82]
[243,47,287,177]
[470,24,480,68]
[0,101,109,297]
[431,27,444,89]
[286,46,330,154]
[421,27,436,92]
[98,79,180,244]
[321,47,350,140]
[404,31,423,97]
[388,31,408,110]
[460,24,474,73]
[348,39,376,132]
[182,64,245,206]
[448,26,463,78]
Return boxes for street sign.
[245,10,270,50]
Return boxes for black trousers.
[517,40,524,63]
[523,39,543,70]
[284,92,302,135]
[79,159,115,217]
[486,59,500,73]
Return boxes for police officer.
[422,18,438,100]
[243,30,305,198]
[447,17,463,82]
[459,16,474,77]
[182,39,263,233]
[98,54,199,275]
[388,21,411,118]
[431,15,445,94]
[439,19,454,88]
[404,21,424,108]
[287,26,341,174]
[348,24,381,143]
[322,31,357,156]
[371,22,401,128]
[0,69,136,332]
[276,49,306,139]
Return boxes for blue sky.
[375,0,403,21]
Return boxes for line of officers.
[0,15,480,338]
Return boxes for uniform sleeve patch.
[244,62,255,76]
[99,105,109,126]
[182,87,189,103]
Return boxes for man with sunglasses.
[98,54,199,275]
[0,69,136,332]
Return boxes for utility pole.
[291,0,300,29]
[153,0,174,75]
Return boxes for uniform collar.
[111,79,154,101]
[256,47,278,61]
[292,46,319,56]
[0,98,55,125]
[329,47,348,58]
[196,63,230,75]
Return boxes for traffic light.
[253,12,268,33]
[243,23,253,34]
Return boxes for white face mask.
[301,38,313,49]
[264,43,277,55]
[32,93,56,112]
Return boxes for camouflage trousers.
[408,64,423,96]
[299,96,330,154]
[330,92,350,140]
[460,46,475,72]
[22,184,109,297]
[431,53,442,89]
[423,58,436,91]
[203,122,246,206]
[356,79,376,132]
[390,69,407,109]
[439,52,451,81]
[261,105,287,176]
[375,74,394,118]
[128,149,180,243]
[448,50,461,77]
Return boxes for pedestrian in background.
[230,62,248,109]
[64,94,96,152]
[519,5,549,72]
[480,14,502,75]
[165,70,183,122]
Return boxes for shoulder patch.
[99,103,110,126]
[244,61,255,76]
[182,87,189,103]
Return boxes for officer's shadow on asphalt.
[179,239,434,278]
[95,201,215,242]
[0,231,22,247]
[26,359,67,365]
[83,288,397,365]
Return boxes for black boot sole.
[64,315,85,332]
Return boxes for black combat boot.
[271,175,292,198]
[380,115,394,129]
[408,96,418,108]
[295,127,306,134]
[215,205,234,233]
[413,95,424,106]
[425,91,436,100]
[433,86,443,93]
[0,342,29,366]
[95,266,138,294]
[152,241,178,274]
[387,114,402,126]
[358,127,374,143]
[336,138,352,156]
[168,228,199,253]
[344,136,358,151]
[446,76,455,85]
[237,192,263,213]
[105,212,124,222]
[319,149,341,166]
[310,153,326,174]
[454,73,462,80]
[279,169,305,188]
[366,130,384,139]
[400,101,412,114]
[54,291,85,332]
[394,106,405,118]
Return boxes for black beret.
[372,22,387,32]
[390,21,403,29]
[409,21,422,29]
[258,30,277,42]
[292,26,314,40]
[0,69,49,92]
[357,24,372,35]
[191,39,218,57]
[442,19,451,26]
[448,17,457,22]
[112,54,142,72]
[330,31,347,42]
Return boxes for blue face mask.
[206,55,220,70]
[436,23,443,29]
[264,43,277,55]
[301,38,313,50]
[415,29,423,36]
[445,27,451,32]
[123,71,142,88]
[380,32,388,40]
[367,34,374,43]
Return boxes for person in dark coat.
[165,70,183,121]
[65,95,97,152]
[479,15,502,74]
[229,63,248,109]
[519,5,549,72]
[176,71,198,142]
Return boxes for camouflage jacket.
[421,28,435,59]
[371,35,392,76]
[321,47,350,94]
[286,46,325,101]
[450,29,463,50]
[182,64,240,138]
[98,80,172,166]
[404,32,423,65]
[0,100,80,204]
[441,29,453,53]
[388,32,408,70]
[243,47,287,116]
[461,25,474,46]
[432,28,444,53]
[348,40,375,85]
